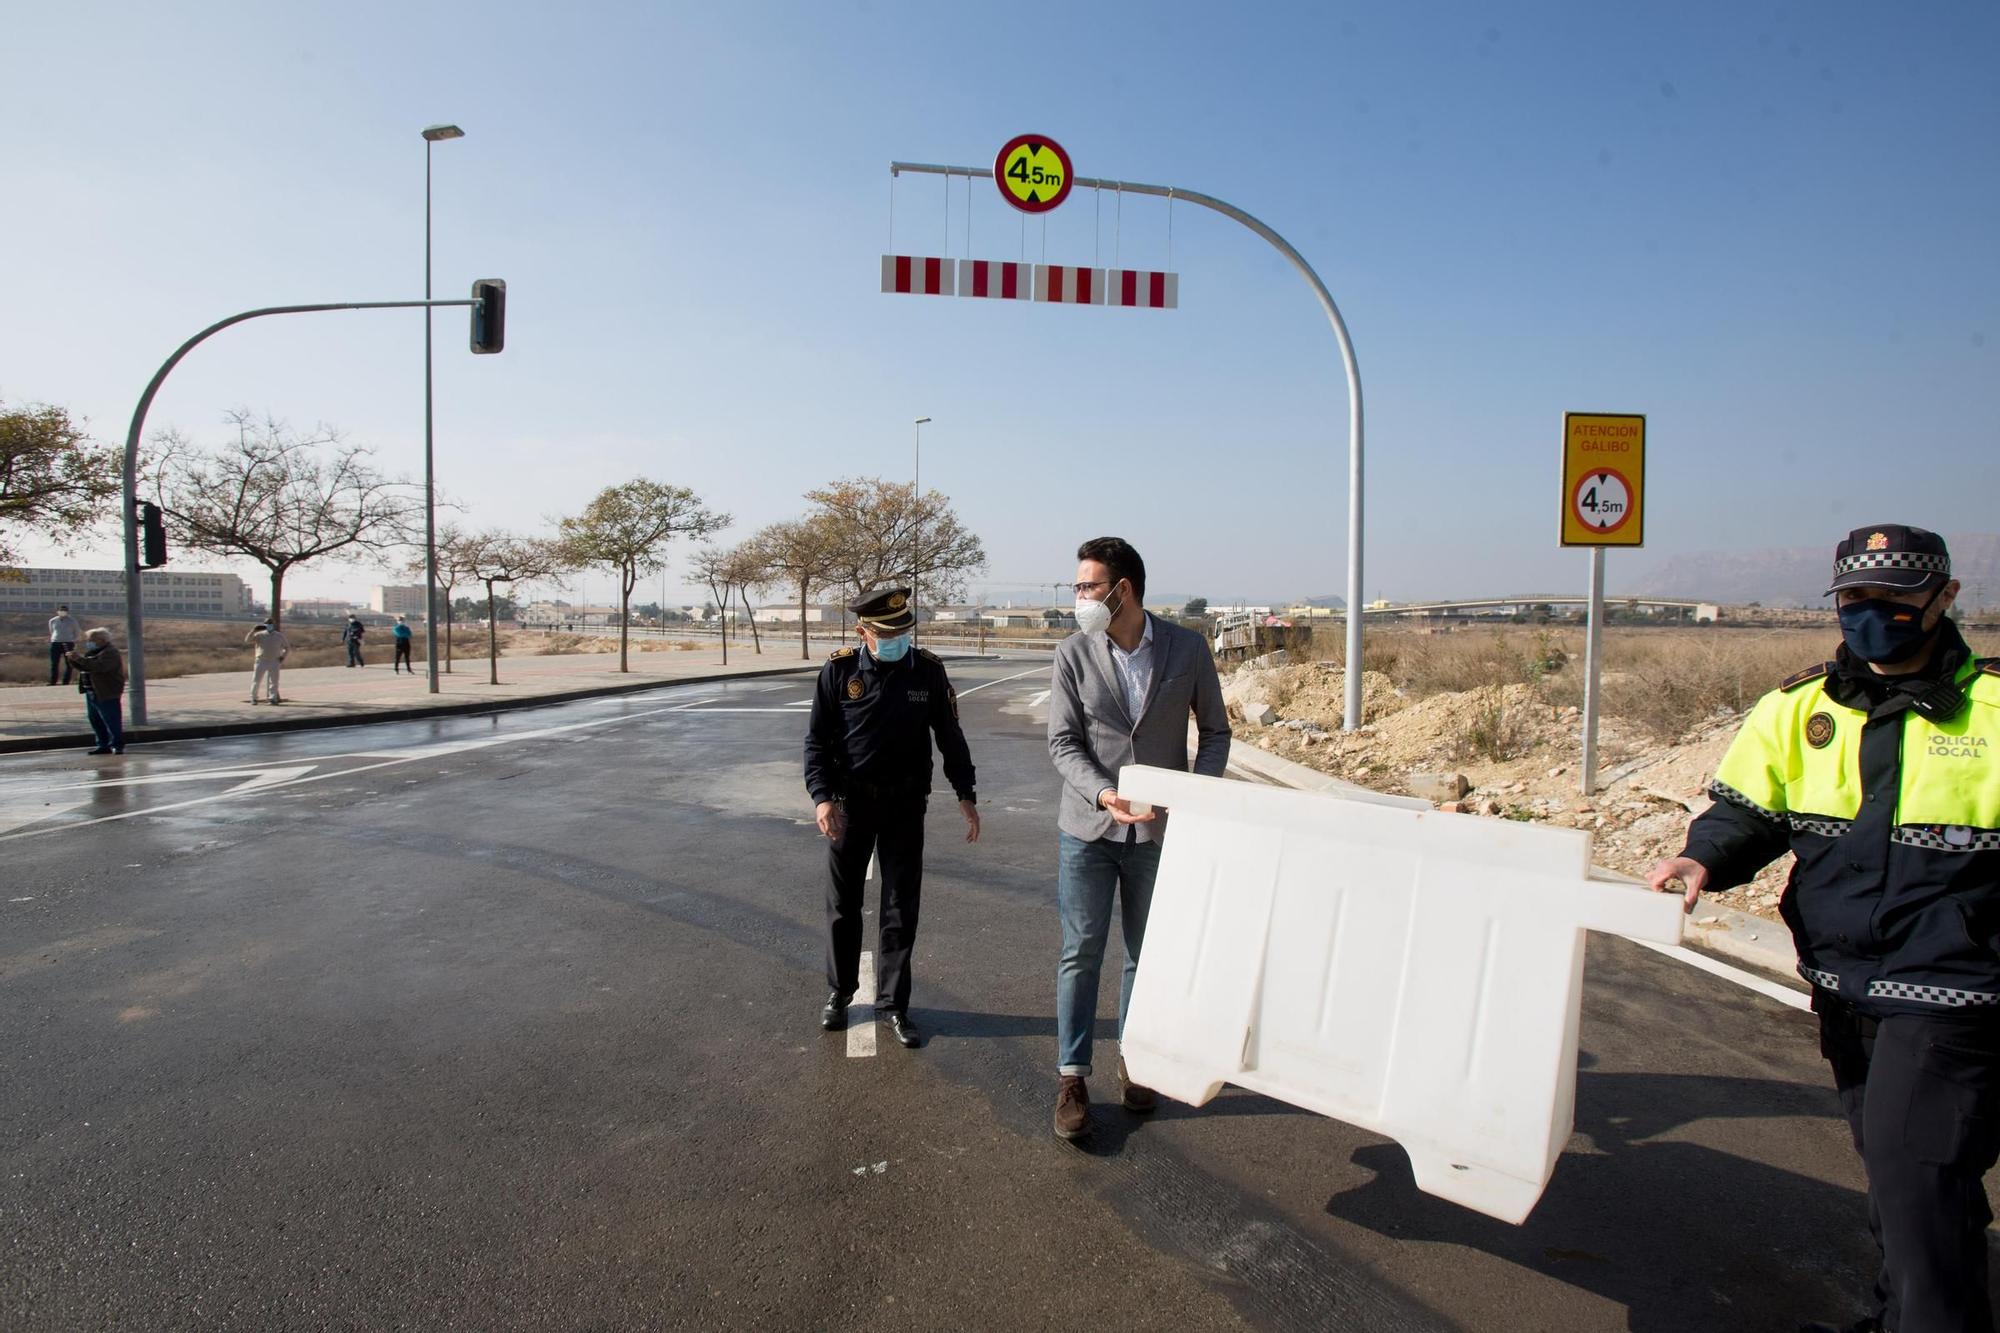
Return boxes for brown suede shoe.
[1054,1075,1091,1140]
[1118,1058,1158,1114]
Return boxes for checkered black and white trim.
[1866,980,2000,1008]
[1708,781,1785,823]
[1789,814,1852,838]
[1799,966,1841,991]
[1834,551,1951,577]
[1892,825,2000,852]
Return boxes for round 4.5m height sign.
[1571,467,1633,536]
[994,135,1073,214]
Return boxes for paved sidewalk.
[0,645,827,751]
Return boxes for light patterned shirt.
[1106,614,1159,842]
[1107,612,1156,721]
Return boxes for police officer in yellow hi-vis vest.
[1649,525,1999,1333]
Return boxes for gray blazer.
[1048,613,1231,842]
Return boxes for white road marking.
[0,701,695,844]
[1629,938,1812,1012]
[955,667,1046,697]
[847,950,877,1058]
[0,797,94,837]
[1025,689,1050,707]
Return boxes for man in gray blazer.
[1047,536,1230,1140]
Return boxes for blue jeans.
[85,693,124,751]
[1055,830,1161,1078]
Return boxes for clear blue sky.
[4,1,1995,608]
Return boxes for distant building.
[928,605,986,623]
[283,598,358,620]
[0,566,255,618]
[985,606,1073,629]
[519,602,621,627]
[370,584,430,617]
[752,603,845,625]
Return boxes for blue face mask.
[871,632,912,663]
[1838,589,1941,665]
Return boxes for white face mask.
[1074,585,1121,636]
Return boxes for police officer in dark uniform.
[804,587,979,1048]
[1649,526,2000,1333]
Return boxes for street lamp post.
[421,122,464,695]
[912,416,930,641]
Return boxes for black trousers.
[825,791,926,1014]
[1819,997,2000,1333]
[49,641,73,685]
[394,640,413,671]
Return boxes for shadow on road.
[1322,1067,1903,1332]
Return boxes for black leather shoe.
[883,1011,921,1048]
[820,991,851,1031]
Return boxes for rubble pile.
[1221,658,1795,922]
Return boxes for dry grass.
[1308,622,2000,743]
[0,613,381,684]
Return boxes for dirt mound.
[1220,659,1790,923]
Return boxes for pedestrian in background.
[245,619,288,704]
[47,604,79,686]
[392,616,415,674]
[343,614,366,667]
[64,627,126,755]
[1047,536,1231,1141]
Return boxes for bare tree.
[462,531,568,685]
[1,400,120,565]
[403,521,478,673]
[558,479,729,673]
[146,411,419,626]
[722,541,771,656]
[805,476,987,612]
[748,516,841,659]
[690,545,741,666]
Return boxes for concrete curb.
[0,663,825,755]
[1227,732,1807,988]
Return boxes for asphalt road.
[2,657,1991,1331]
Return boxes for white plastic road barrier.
[1115,765,1685,1225]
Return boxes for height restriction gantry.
[887,157,1368,731]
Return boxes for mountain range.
[1634,533,2000,609]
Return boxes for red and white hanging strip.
[1034,264,1104,305]
[1104,268,1179,309]
[880,254,956,296]
[958,259,1032,301]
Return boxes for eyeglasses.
[1071,580,1113,596]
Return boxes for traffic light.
[139,502,168,568]
[470,279,506,354]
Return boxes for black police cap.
[850,587,915,632]
[1827,524,1952,594]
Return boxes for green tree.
[804,476,986,612]
[1183,597,1209,618]
[0,401,121,565]
[558,478,728,672]
[747,516,841,659]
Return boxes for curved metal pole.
[891,162,1367,730]
[121,298,477,725]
